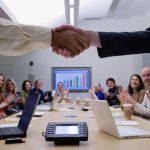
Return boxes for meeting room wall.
[0,10,150,99]
[143,54,150,67]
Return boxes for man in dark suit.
[54,25,150,58]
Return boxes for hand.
[0,111,6,118]
[117,93,137,105]
[65,89,69,94]
[147,86,150,93]
[4,96,13,104]
[89,89,94,94]
[52,25,91,58]
[88,89,92,93]
[44,95,49,100]
[118,87,127,95]
[105,92,110,97]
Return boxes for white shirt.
[134,90,150,118]
[0,18,52,56]
[52,90,67,98]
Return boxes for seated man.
[105,78,123,106]
[31,79,45,104]
[52,82,69,102]
[89,83,105,100]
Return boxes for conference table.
[0,102,150,150]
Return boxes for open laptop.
[50,96,63,111]
[89,100,150,139]
[0,93,40,140]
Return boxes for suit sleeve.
[97,28,150,58]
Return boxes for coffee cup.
[83,99,89,107]
[76,97,81,105]
[123,103,133,120]
[64,96,71,102]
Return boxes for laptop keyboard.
[0,127,23,136]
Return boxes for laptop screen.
[18,93,40,132]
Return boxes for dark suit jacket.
[97,28,150,58]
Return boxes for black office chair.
[43,91,53,103]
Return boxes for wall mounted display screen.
[51,67,92,92]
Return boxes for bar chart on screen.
[51,67,92,92]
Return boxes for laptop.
[89,100,150,139]
[50,96,63,111]
[0,93,40,140]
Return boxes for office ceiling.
[0,0,150,27]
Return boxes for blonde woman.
[4,78,23,110]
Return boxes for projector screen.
[51,67,92,92]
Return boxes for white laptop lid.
[89,100,150,139]
[89,100,120,138]
[50,96,63,110]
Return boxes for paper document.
[36,105,51,111]
[17,111,45,117]
[115,120,139,126]
[0,123,32,128]
[5,117,37,122]
[0,123,18,128]
[5,118,20,122]
[110,107,122,112]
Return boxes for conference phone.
[43,122,88,145]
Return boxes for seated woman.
[105,78,123,106]
[0,73,7,118]
[89,83,105,100]
[4,78,23,111]
[52,82,69,102]
[19,80,32,107]
[127,74,145,103]
[0,74,16,118]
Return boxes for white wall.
[1,8,150,99]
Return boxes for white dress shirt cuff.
[90,31,102,48]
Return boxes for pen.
[65,115,78,117]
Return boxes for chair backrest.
[44,91,53,102]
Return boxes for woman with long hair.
[4,78,23,110]
[0,73,4,102]
[0,73,6,118]
[127,74,145,103]
[19,80,32,105]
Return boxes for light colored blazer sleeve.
[134,92,150,118]
[0,18,52,56]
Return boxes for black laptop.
[0,93,40,140]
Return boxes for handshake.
[51,25,91,58]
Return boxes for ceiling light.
[64,0,79,26]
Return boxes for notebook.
[89,100,150,139]
[0,93,40,140]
